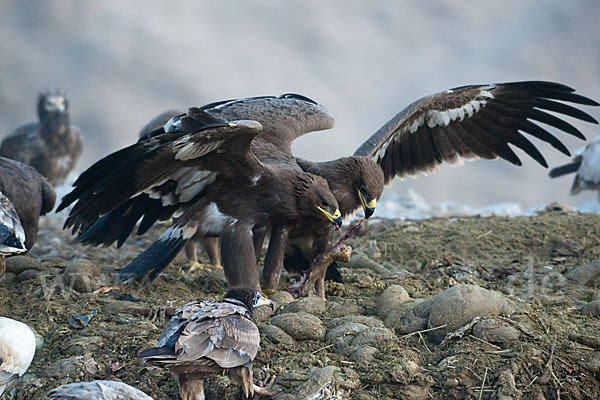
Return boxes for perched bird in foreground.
[0,90,83,186]
[0,317,36,396]
[47,380,153,400]
[549,135,600,200]
[58,107,342,289]
[139,287,273,400]
[0,191,26,280]
[0,157,56,251]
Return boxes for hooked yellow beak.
[318,206,343,229]
[358,190,377,218]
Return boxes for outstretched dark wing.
[58,111,263,236]
[354,81,599,184]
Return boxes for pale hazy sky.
[1,1,598,209]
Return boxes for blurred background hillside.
[0,0,598,210]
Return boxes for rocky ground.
[2,206,600,399]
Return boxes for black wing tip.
[278,93,319,105]
[138,346,175,359]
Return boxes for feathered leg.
[262,224,288,293]
[0,255,5,282]
[221,226,260,290]
[177,374,205,400]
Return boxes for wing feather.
[60,120,263,235]
[354,81,598,182]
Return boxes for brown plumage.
[47,381,153,400]
[0,90,83,186]
[0,157,56,252]
[139,109,221,271]
[58,103,342,289]
[138,287,273,400]
[264,81,599,292]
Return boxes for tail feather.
[549,158,582,178]
[115,229,186,285]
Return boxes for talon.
[188,261,203,272]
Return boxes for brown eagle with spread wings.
[58,101,342,289]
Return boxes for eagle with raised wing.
[138,287,274,400]
[58,103,342,289]
[262,81,599,291]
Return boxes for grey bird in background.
[549,135,600,201]
[0,90,83,186]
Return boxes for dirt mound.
[2,209,599,399]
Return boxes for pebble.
[346,345,378,365]
[396,285,515,343]
[6,256,43,274]
[63,259,107,293]
[580,300,600,317]
[282,296,326,315]
[104,300,142,314]
[397,384,430,400]
[326,322,369,344]
[377,285,411,319]
[427,285,515,342]
[326,299,365,318]
[269,290,295,309]
[337,251,391,276]
[259,323,296,345]
[44,355,100,379]
[253,303,274,322]
[390,298,433,334]
[552,239,584,257]
[472,317,519,344]
[565,262,600,286]
[66,336,104,356]
[326,315,385,330]
[350,327,397,347]
[17,269,40,282]
[291,366,339,400]
[270,312,326,341]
